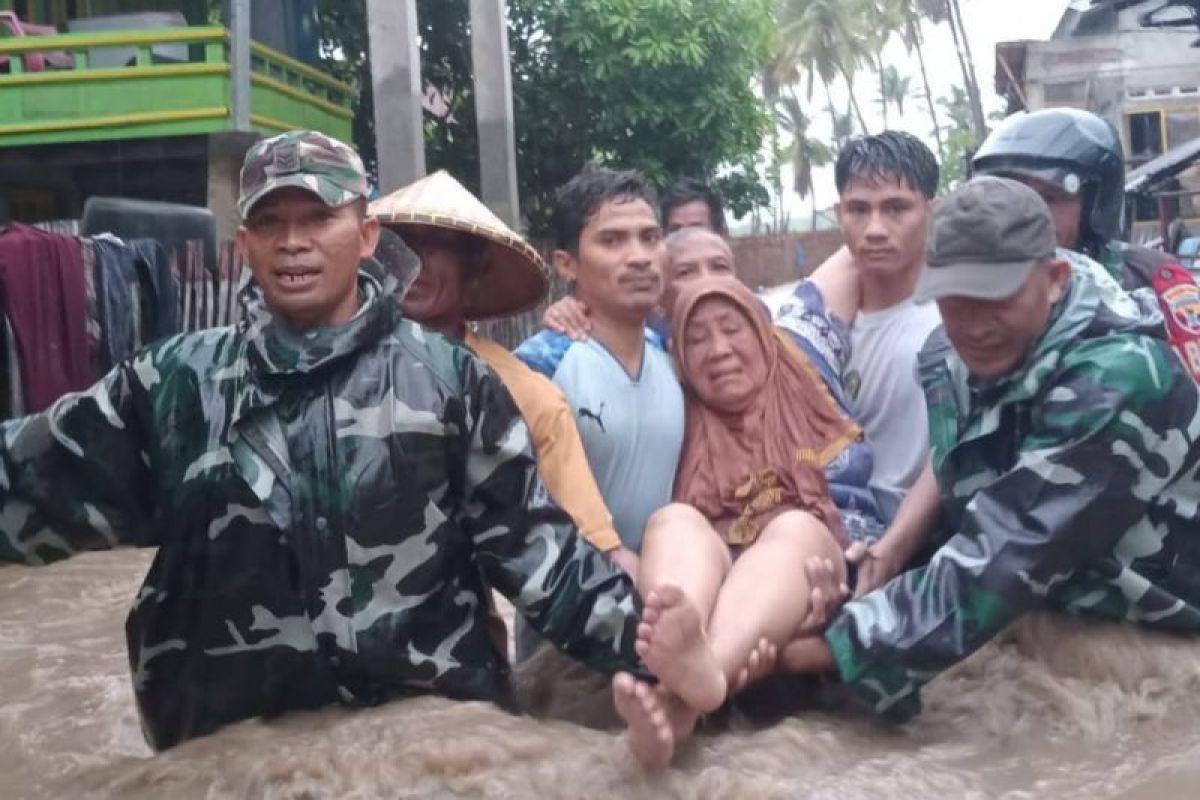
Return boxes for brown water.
[3,550,1199,799]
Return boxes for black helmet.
[971,108,1124,256]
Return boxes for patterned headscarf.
[671,275,858,546]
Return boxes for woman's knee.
[645,503,709,532]
[641,503,730,566]
[759,511,842,561]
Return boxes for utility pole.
[366,0,426,192]
[469,0,520,227]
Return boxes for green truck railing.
[0,25,354,147]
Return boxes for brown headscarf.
[671,276,859,547]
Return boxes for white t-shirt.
[843,298,942,510]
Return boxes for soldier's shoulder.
[1058,331,1184,402]
[128,327,244,383]
[387,317,483,392]
[917,325,954,370]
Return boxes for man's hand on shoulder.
[543,296,592,341]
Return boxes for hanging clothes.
[91,236,182,371]
[90,235,139,372]
[128,238,179,341]
[0,223,91,413]
[78,238,102,374]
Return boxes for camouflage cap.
[238,130,369,219]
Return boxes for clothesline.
[0,225,248,419]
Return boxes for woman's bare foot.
[658,688,700,744]
[733,637,779,692]
[613,672,675,769]
[635,585,727,713]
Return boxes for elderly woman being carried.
[614,273,872,767]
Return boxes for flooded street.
[3,550,1199,799]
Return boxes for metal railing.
[0,26,354,146]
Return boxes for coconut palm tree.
[857,0,904,130]
[946,0,987,139]
[918,0,987,140]
[853,0,945,151]
[826,105,855,153]
[876,65,913,128]
[889,0,946,159]
[776,89,834,229]
[938,85,974,134]
[776,0,872,134]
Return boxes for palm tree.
[776,0,872,134]
[947,0,987,138]
[852,0,904,131]
[826,105,855,153]
[938,85,973,134]
[776,90,834,229]
[876,65,912,128]
[893,0,945,159]
[918,0,987,141]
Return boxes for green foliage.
[877,65,912,121]
[776,0,872,131]
[310,0,774,234]
[936,84,1003,193]
[939,125,976,194]
[511,0,775,231]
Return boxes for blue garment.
[645,311,671,346]
[91,237,182,372]
[128,238,179,341]
[91,238,139,371]
[516,330,684,551]
[775,282,885,538]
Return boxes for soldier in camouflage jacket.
[787,177,1200,721]
[0,131,646,749]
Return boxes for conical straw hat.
[370,171,549,321]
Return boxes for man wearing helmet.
[974,107,1200,383]
[971,106,1171,290]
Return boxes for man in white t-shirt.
[778,132,941,520]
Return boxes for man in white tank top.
[779,132,941,520]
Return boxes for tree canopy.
[313,0,774,234]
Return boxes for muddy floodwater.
[3,550,1199,799]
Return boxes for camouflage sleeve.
[824,336,1191,721]
[0,362,156,565]
[454,353,649,678]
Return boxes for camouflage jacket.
[0,262,645,749]
[825,262,1200,722]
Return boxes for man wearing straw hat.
[0,130,652,750]
[370,172,637,583]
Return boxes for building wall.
[729,230,845,291]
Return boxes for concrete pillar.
[469,0,520,228]
[208,132,260,242]
[229,0,252,132]
[367,0,426,192]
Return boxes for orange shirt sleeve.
[466,333,622,553]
